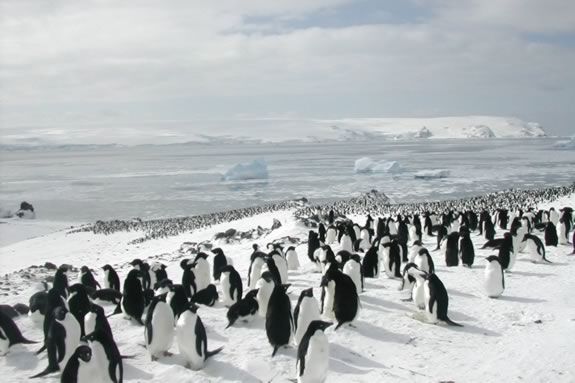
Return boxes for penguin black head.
[76,345,92,363]
[80,266,90,274]
[185,302,199,314]
[260,271,274,284]
[154,278,173,293]
[88,303,105,315]
[486,255,501,263]
[212,248,224,256]
[412,240,422,247]
[195,252,209,261]
[350,253,361,263]
[180,259,191,270]
[53,306,68,321]
[57,264,69,274]
[307,320,332,333]
[102,264,113,272]
[418,248,430,256]
[126,269,142,280]
[130,259,143,269]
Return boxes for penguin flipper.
[29,364,59,379]
[443,317,463,327]
[35,344,46,355]
[206,346,223,359]
[334,321,345,331]
[14,336,37,345]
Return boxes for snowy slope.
[0,196,573,383]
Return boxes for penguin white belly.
[412,281,426,310]
[298,332,329,383]
[89,341,111,383]
[322,282,335,320]
[286,250,300,270]
[84,311,96,336]
[325,229,337,244]
[380,248,391,277]
[450,221,460,233]
[176,313,204,370]
[194,260,211,291]
[256,280,274,317]
[343,262,362,294]
[340,236,353,253]
[295,299,321,346]
[220,273,233,306]
[103,270,111,289]
[147,302,175,358]
[414,254,430,273]
[273,255,288,284]
[484,266,504,298]
[0,329,8,356]
[61,315,81,369]
[558,224,567,244]
[248,259,264,290]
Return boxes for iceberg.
[354,157,402,174]
[414,169,450,180]
[223,159,269,181]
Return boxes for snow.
[222,159,269,181]
[0,193,574,382]
[413,169,451,179]
[354,157,402,174]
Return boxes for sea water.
[0,138,573,222]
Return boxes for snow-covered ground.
[0,194,574,382]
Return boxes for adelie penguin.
[484,256,505,298]
[121,269,145,325]
[226,289,259,328]
[294,288,321,346]
[458,226,475,267]
[60,345,93,383]
[145,294,175,361]
[53,265,70,299]
[444,231,460,267]
[414,248,435,274]
[286,246,300,270]
[361,244,379,278]
[266,283,293,357]
[256,272,276,318]
[406,265,427,310]
[155,279,189,320]
[211,248,228,281]
[220,265,243,307]
[38,288,68,355]
[180,260,198,299]
[522,233,550,263]
[248,247,266,289]
[270,249,288,284]
[79,266,101,290]
[83,329,123,383]
[91,288,123,307]
[176,303,223,370]
[544,222,558,247]
[342,253,363,294]
[102,264,120,291]
[190,284,219,307]
[31,306,81,378]
[322,263,359,330]
[296,320,332,383]
[192,253,211,291]
[0,310,36,356]
[130,259,151,291]
[421,272,462,327]
[67,283,91,337]
[84,303,112,339]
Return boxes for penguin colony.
[1,184,574,382]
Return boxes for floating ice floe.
[354,157,402,174]
[552,137,575,150]
[223,159,269,181]
[414,169,451,180]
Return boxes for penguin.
[325,225,337,244]
[181,260,198,299]
[155,279,189,320]
[192,253,211,292]
[29,289,49,326]
[399,263,416,299]
[84,303,112,338]
[497,233,515,272]
[60,345,92,383]
[484,256,505,298]
[323,264,359,330]
[219,265,243,306]
[212,248,227,282]
[423,273,462,326]
[248,248,267,289]
[339,233,353,253]
[256,272,276,318]
[296,320,332,383]
[270,250,288,284]
[444,231,460,267]
[459,226,475,267]
[544,221,559,246]
[318,224,326,244]
[266,283,293,357]
[361,244,379,278]
[484,217,496,241]
[307,231,321,266]
[83,329,123,383]
[522,233,550,263]
[38,288,68,355]
[176,303,223,370]
[31,306,81,378]
[433,225,448,251]
[408,240,423,263]
[67,283,91,337]
[79,266,100,291]
[91,288,123,306]
[549,207,560,226]
[102,265,120,291]
[386,239,403,278]
[286,246,300,270]
[121,269,145,325]
[414,248,435,274]
[0,310,36,355]
[226,289,259,328]
[190,284,219,307]
[335,250,352,269]
[129,259,151,291]
[144,294,175,361]
[342,254,363,293]
[293,288,321,346]
[315,246,336,274]
[151,263,168,289]
[558,214,570,245]
[264,255,284,286]
[406,265,427,310]
[53,265,70,298]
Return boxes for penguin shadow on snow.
[449,289,479,299]
[123,362,155,380]
[3,346,40,370]
[204,359,260,382]
[330,342,386,370]
[352,320,412,344]
[360,295,411,312]
[508,270,556,278]
[497,295,547,304]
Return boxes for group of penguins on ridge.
[1,202,574,383]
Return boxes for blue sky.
[1,0,574,145]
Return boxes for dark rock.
[19,201,34,212]
[44,262,57,270]
[271,219,282,230]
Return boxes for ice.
[553,137,575,150]
[354,157,402,174]
[222,159,269,181]
[414,169,450,179]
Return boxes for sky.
[1,0,574,145]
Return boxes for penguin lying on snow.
[226,289,259,328]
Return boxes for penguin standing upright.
[498,233,514,272]
[459,227,475,267]
[79,266,100,291]
[53,265,70,298]
[323,264,359,330]
[544,222,559,246]
[151,263,168,288]
[226,289,259,328]
[102,265,120,291]
[307,232,321,267]
[0,310,36,356]
[444,232,460,267]
[248,249,266,289]
[484,256,505,298]
[414,248,435,274]
[84,304,112,339]
[176,303,223,370]
[270,250,288,284]
[155,279,189,320]
[60,345,93,383]
[38,288,68,355]
[192,253,211,292]
[31,307,81,378]
[67,284,91,337]
[83,329,123,383]
[211,248,227,282]
[266,284,293,357]
[144,294,174,361]
[130,259,151,291]
[361,245,379,278]
[343,254,363,293]
[406,266,427,310]
[296,321,332,383]
[255,272,276,318]
[423,273,462,326]
[286,246,300,270]
[219,265,243,307]
[181,260,198,299]
[293,288,321,346]
[121,269,145,325]
[325,225,337,245]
